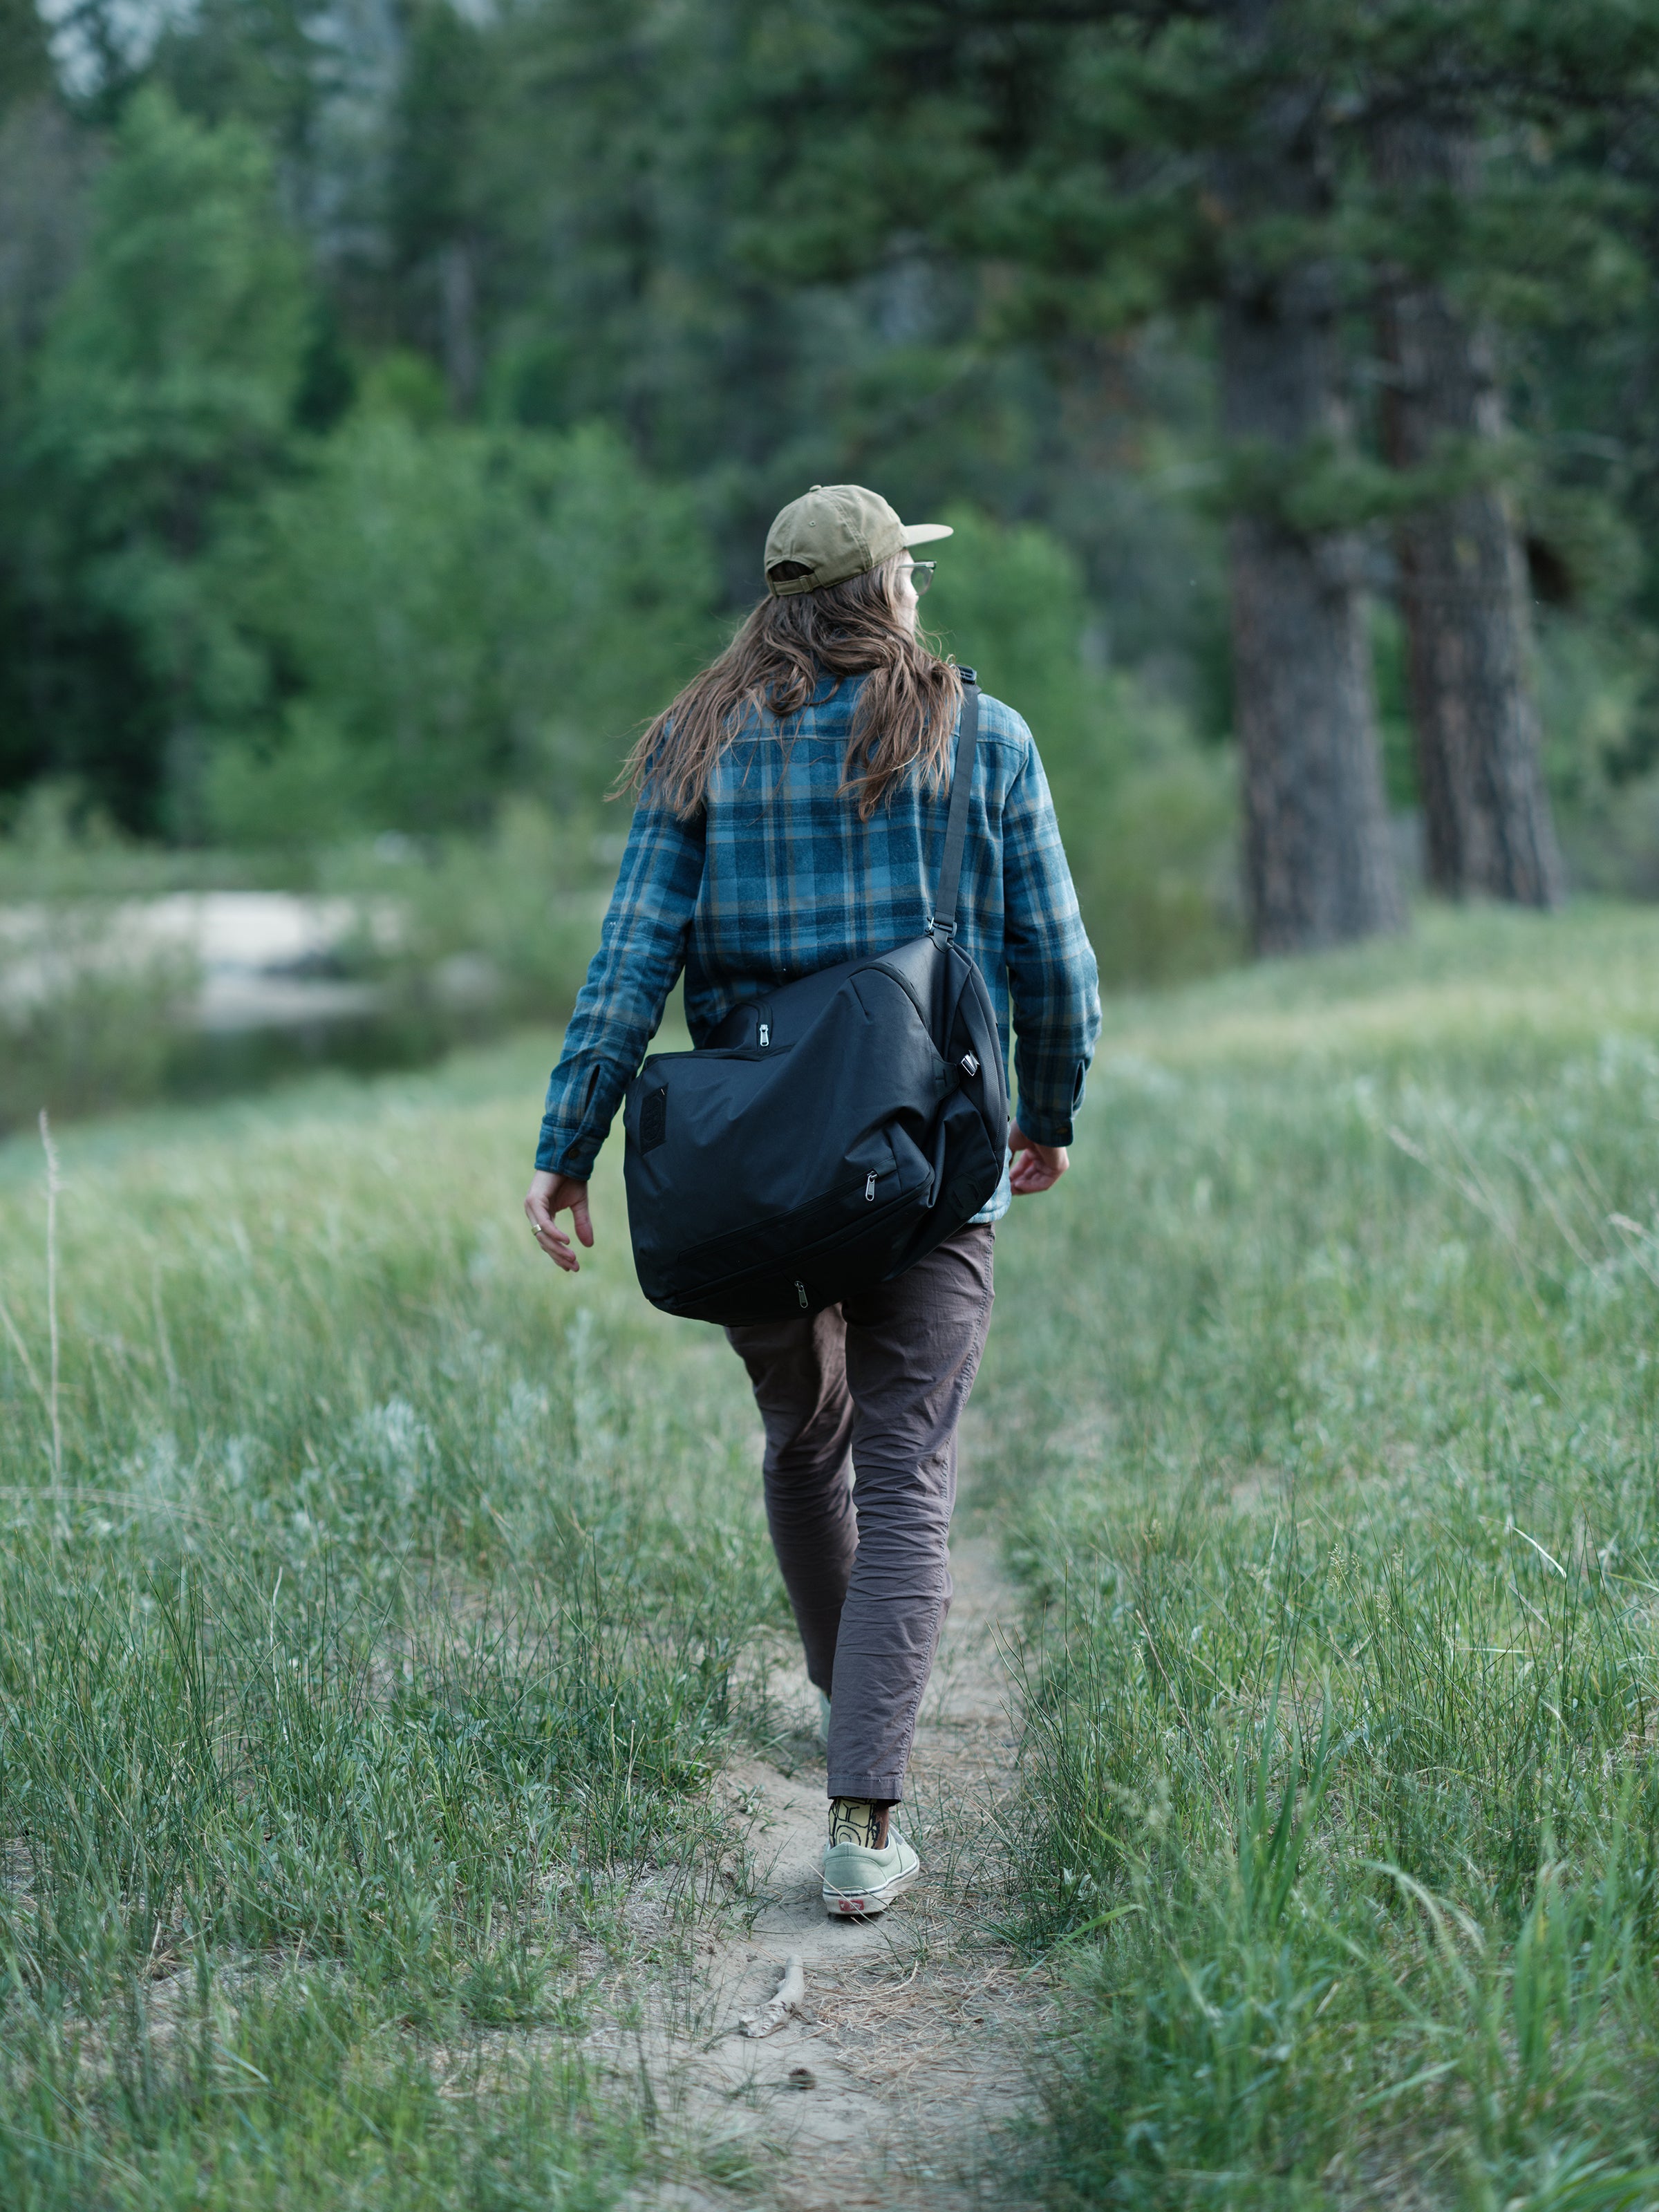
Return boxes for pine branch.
[1214,425,1530,534]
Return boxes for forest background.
[3,0,1659,1120]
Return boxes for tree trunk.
[1373,118,1563,908]
[438,238,480,415]
[1216,43,1403,954]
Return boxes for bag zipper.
[865,1172,877,1201]
[669,1179,924,1306]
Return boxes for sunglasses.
[898,560,936,597]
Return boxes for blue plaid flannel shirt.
[536,675,1101,1221]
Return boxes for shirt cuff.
[535,1123,600,1179]
[1016,1058,1087,1148]
[1015,1106,1074,1147]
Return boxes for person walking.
[525,485,1100,1916]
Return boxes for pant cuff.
[827,1772,905,1803]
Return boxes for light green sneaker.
[821,1799,921,1918]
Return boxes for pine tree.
[1215,1,1402,949]
[1371,113,1564,906]
[749,0,1405,950]
[746,0,1659,945]
[1349,8,1658,903]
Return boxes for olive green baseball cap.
[764,483,952,597]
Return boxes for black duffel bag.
[622,670,1009,1327]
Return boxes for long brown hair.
[618,558,963,820]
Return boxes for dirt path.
[607,1516,1052,2210]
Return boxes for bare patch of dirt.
[598,1526,1055,2210]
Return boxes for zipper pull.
[865,1172,877,1201]
[758,1021,770,1047]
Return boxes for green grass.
[10,899,1659,2206]
[978,902,1659,2209]
[0,1035,783,2207]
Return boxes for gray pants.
[726,1224,995,1802]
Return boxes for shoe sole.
[822,1862,921,1918]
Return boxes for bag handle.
[928,666,978,948]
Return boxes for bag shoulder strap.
[928,666,978,948]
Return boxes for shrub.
[208,417,722,839]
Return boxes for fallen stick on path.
[737,1955,805,2038]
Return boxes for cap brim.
[901,522,953,546]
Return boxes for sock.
[829,1797,892,1850]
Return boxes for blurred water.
[0,892,399,1031]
